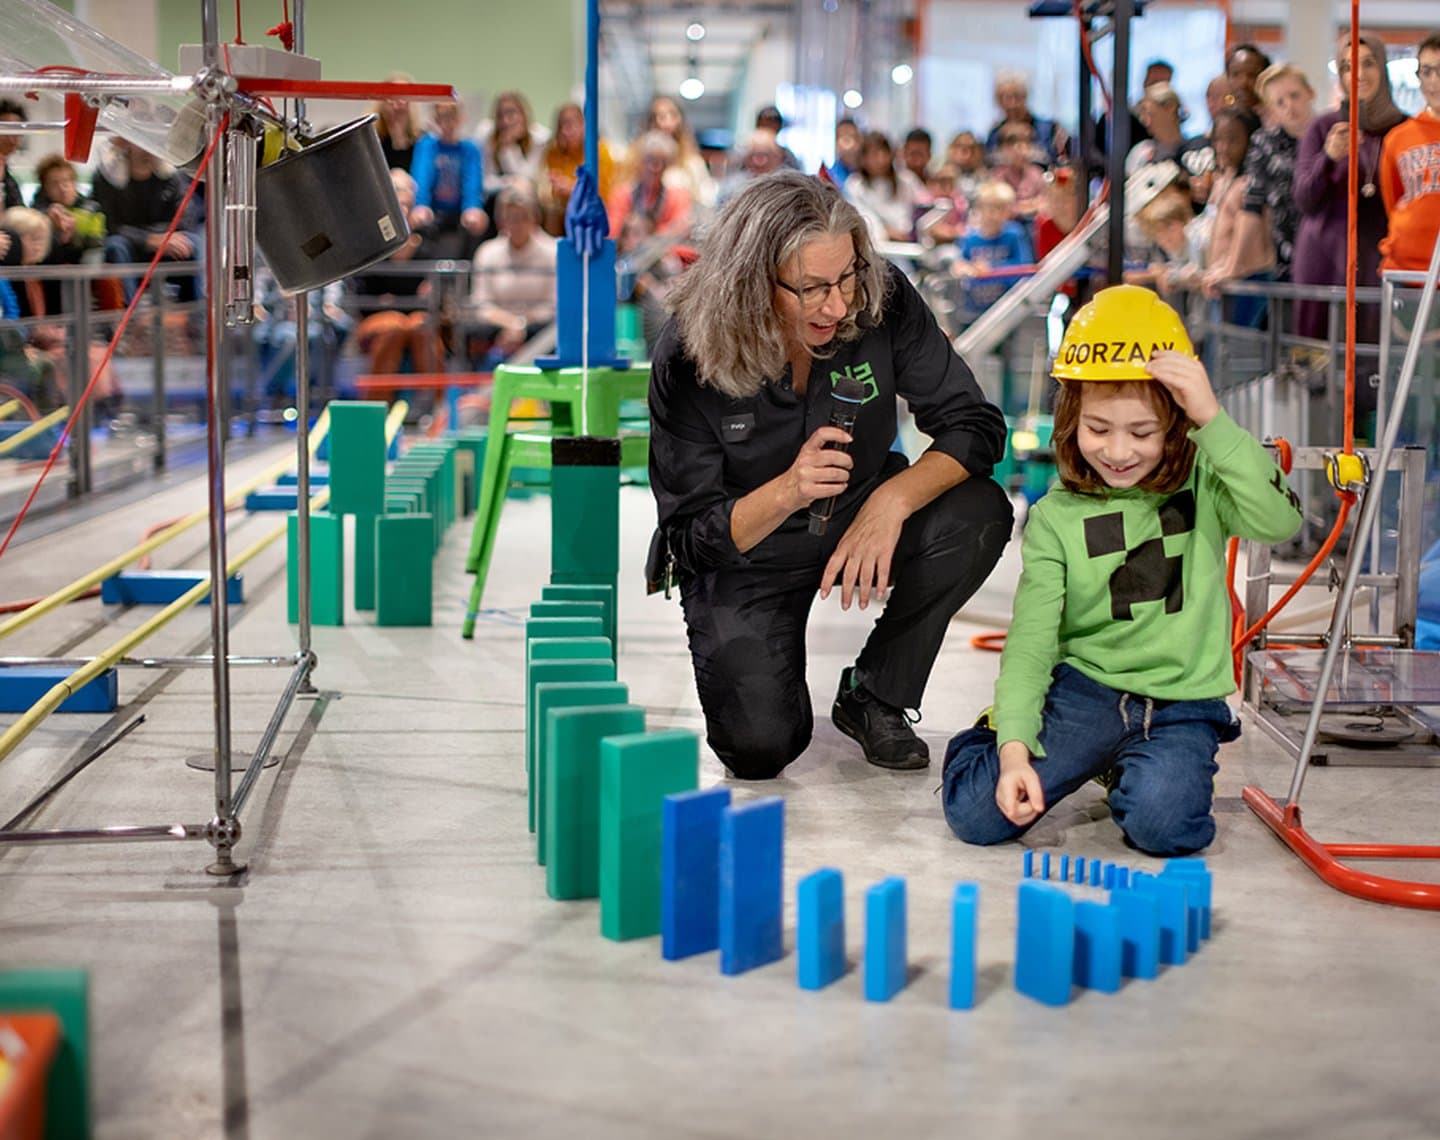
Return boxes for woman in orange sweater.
[1378,32,1440,273]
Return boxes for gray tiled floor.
[1,444,1437,1139]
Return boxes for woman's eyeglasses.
[775,259,867,309]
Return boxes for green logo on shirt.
[829,362,879,403]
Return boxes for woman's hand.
[819,483,906,610]
[782,424,854,512]
[997,741,1045,826]
[1323,122,1350,162]
[1145,349,1220,426]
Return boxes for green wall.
[157,0,580,124]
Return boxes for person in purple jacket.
[1291,30,1407,358]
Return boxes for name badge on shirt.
[720,413,755,442]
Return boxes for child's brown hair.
[1051,379,1196,495]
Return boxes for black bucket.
[255,114,408,294]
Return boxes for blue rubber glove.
[564,164,609,257]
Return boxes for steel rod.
[0,76,193,96]
[1,717,145,832]
[0,824,205,846]
[0,655,302,669]
[294,293,313,669]
[231,657,309,817]
[1285,221,1440,805]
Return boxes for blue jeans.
[942,663,1240,856]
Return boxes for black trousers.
[679,473,1013,779]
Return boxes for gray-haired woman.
[647,170,1012,779]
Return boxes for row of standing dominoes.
[1016,852,1213,1005]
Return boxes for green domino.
[545,704,646,899]
[525,616,605,644]
[542,583,616,645]
[527,637,613,664]
[550,439,620,585]
[532,681,628,863]
[287,510,344,626]
[599,730,701,940]
[526,660,616,833]
[375,513,433,626]
[529,600,606,627]
[354,513,378,611]
[327,401,388,516]
[0,968,91,1140]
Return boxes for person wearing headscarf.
[1292,30,1408,349]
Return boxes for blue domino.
[864,877,907,1002]
[1074,856,1085,884]
[1162,858,1213,942]
[1103,863,1116,889]
[0,666,117,713]
[797,868,845,991]
[1059,854,1070,882]
[1130,872,1188,966]
[244,486,300,511]
[950,883,979,1010]
[1022,850,1034,878]
[661,787,731,961]
[719,797,784,975]
[101,570,243,605]
[1015,880,1074,1007]
[1111,886,1161,980]
[1072,900,1122,993]
[1089,859,1102,887]
[1115,867,1130,889]
[1041,852,1051,880]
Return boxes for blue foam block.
[1015,880,1074,1007]
[1072,900,1123,993]
[797,868,845,991]
[719,797,784,976]
[1162,858,1213,942]
[950,883,979,1010]
[0,667,117,713]
[1110,887,1160,980]
[100,570,243,606]
[1115,867,1130,889]
[245,486,300,511]
[1103,863,1116,890]
[661,787,732,961]
[1022,850,1034,878]
[276,470,329,486]
[864,877,907,1002]
[1130,872,1188,966]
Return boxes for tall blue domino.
[661,787,731,961]
[719,797,784,976]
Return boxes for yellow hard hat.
[1052,284,1194,382]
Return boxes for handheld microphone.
[808,374,867,536]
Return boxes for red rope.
[234,0,244,42]
[0,116,228,565]
[1342,3,1359,454]
[267,0,295,51]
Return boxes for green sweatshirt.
[995,411,1303,755]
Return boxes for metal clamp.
[1324,450,1369,495]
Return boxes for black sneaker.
[831,667,930,771]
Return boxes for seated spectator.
[1379,31,1440,274]
[467,184,557,367]
[944,131,989,209]
[991,122,1046,217]
[641,95,717,212]
[352,169,445,377]
[985,72,1065,166]
[902,128,934,184]
[1,99,27,210]
[28,154,110,314]
[411,101,488,260]
[252,270,352,408]
[479,91,546,208]
[539,102,615,238]
[715,129,786,206]
[917,164,968,246]
[950,180,1033,315]
[845,131,925,242]
[91,136,202,303]
[831,117,863,183]
[370,74,423,173]
[607,131,693,240]
[754,106,802,170]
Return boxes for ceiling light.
[842,88,863,108]
[686,22,705,41]
[891,64,913,85]
[680,76,706,101]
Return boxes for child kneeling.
[942,286,1302,856]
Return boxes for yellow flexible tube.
[0,408,331,641]
[0,401,406,765]
[0,400,21,421]
[0,407,70,457]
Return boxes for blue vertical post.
[719,798,784,975]
[1022,850,1034,879]
[1014,880,1074,1007]
[1090,859,1102,887]
[1060,854,1070,883]
[797,868,846,991]
[949,883,979,1010]
[864,878,907,1002]
[1115,867,1130,889]
[1041,852,1051,880]
[1074,856,1086,884]
[661,787,731,961]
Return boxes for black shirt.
[649,263,1006,574]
